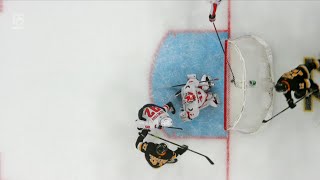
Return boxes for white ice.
[0,1,320,180]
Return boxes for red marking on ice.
[226,0,231,180]
[224,40,229,131]
[0,0,3,12]
[226,131,230,180]
[149,0,232,177]
[162,131,228,140]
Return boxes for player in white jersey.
[135,102,176,130]
[209,0,222,22]
[179,74,219,121]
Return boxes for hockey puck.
[249,80,256,87]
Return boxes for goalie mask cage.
[224,35,274,133]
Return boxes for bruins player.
[135,129,188,168]
[275,59,320,108]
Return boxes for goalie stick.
[171,78,219,88]
[212,22,237,87]
[148,133,214,165]
[165,126,183,130]
[262,90,317,123]
[135,119,183,130]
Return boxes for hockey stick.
[262,90,317,123]
[165,126,183,130]
[171,78,219,88]
[213,22,225,53]
[135,120,183,130]
[148,133,214,165]
[212,22,236,86]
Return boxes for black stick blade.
[166,127,183,130]
[206,156,214,165]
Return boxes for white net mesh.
[225,35,274,133]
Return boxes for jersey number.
[149,155,168,167]
[145,106,162,118]
[299,83,304,90]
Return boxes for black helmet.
[156,143,168,155]
[275,81,288,92]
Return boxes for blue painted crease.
[152,32,228,137]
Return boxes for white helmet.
[160,117,173,127]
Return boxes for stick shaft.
[213,22,236,85]
[213,22,225,53]
[171,78,219,88]
[263,90,316,123]
[165,127,183,130]
[148,133,214,165]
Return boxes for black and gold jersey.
[277,65,311,100]
[279,65,310,91]
[138,142,177,168]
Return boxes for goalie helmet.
[156,143,168,156]
[275,81,289,92]
[160,117,173,127]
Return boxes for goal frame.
[224,35,275,134]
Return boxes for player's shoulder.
[297,65,310,79]
[138,142,153,152]
[141,142,158,152]
[142,104,163,109]
[142,104,156,108]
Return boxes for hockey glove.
[310,87,320,95]
[175,145,188,155]
[287,99,296,109]
[139,129,150,137]
[166,102,176,114]
[209,14,216,22]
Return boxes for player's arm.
[174,145,188,157]
[135,129,150,151]
[284,92,295,108]
[308,79,320,93]
[305,59,320,72]
[277,78,295,109]
[162,102,175,114]
[138,107,146,121]
[166,145,188,162]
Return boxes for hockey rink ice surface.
[1,1,320,180]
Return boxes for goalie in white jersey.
[179,74,220,121]
[136,102,176,130]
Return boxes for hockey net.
[224,35,274,133]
